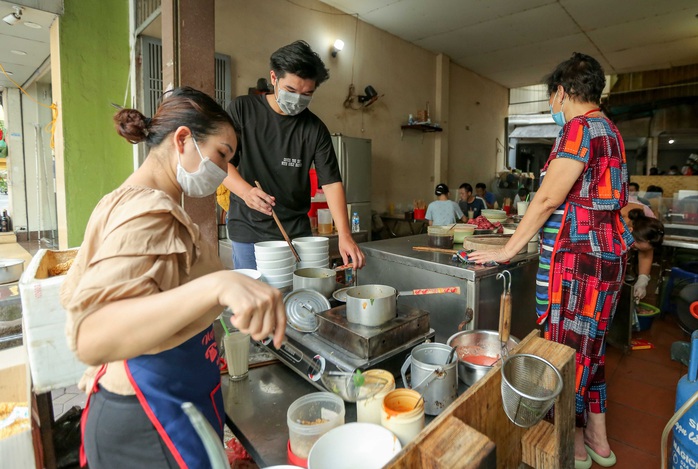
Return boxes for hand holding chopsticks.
[254,181,301,263]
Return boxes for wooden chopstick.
[254,181,301,263]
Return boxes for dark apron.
[81,326,224,468]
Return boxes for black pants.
[84,388,179,469]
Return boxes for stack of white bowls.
[293,237,330,269]
[254,241,295,288]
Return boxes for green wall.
[59,0,131,246]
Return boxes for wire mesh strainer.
[500,353,563,428]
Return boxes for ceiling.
[0,1,55,93]
[1,0,697,94]
[319,0,698,89]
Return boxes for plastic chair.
[661,266,698,315]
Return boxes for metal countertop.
[360,234,539,281]
[222,361,467,467]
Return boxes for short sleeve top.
[541,116,634,256]
[60,186,222,394]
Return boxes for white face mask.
[275,82,312,116]
[176,137,227,198]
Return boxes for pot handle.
[410,369,439,394]
[400,355,412,389]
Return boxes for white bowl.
[298,252,330,262]
[255,257,296,269]
[262,272,294,282]
[267,279,293,289]
[255,241,292,253]
[308,422,402,469]
[292,237,329,245]
[255,250,292,262]
[294,245,330,255]
[298,261,329,269]
[234,269,262,280]
[258,265,296,276]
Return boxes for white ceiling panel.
[320,0,698,88]
[0,1,54,91]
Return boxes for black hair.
[545,52,605,103]
[270,40,330,86]
[459,183,473,193]
[435,183,449,196]
[629,209,664,249]
[114,87,235,147]
[517,187,529,197]
[475,183,486,190]
[628,182,640,191]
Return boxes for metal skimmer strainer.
[500,353,563,428]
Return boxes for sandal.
[585,444,617,467]
[574,454,592,469]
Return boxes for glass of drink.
[224,332,250,381]
[317,209,333,234]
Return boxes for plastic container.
[427,225,454,248]
[453,224,476,243]
[356,370,396,424]
[380,388,425,446]
[413,208,426,220]
[636,302,660,331]
[287,392,345,460]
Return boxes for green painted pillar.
[54,0,131,247]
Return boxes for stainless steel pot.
[0,259,24,284]
[292,267,336,298]
[345,285,396,327]
[447,330,519,386]
[400,342,458,416]
[345,285,461,327]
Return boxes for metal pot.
[447,330,519,386]
[0,259,24,284]
[345,285,461,327]
[400,342,458,416]
[345,285,396,327]
[292,267,336,298]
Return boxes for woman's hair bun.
[114,108,149,144]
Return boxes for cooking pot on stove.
[345,285,460,328]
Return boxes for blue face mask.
[550,90,566,126]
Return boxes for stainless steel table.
[358,235,541,343]
[222,363,350,467]
[222,361,468,467]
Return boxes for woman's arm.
[468,157,585,263]
[75,270,286,365]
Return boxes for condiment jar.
[380,388,425,446]
[356,369,396,424]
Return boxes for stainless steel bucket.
[401,342,458,416]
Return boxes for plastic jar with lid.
[287,392,345,460]
[356,369,396,424]
[380,388,425,446]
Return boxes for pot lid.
[332,286,352,303]
[283,288,330,333]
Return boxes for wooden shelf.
[401,124,443,132]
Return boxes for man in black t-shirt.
[223,40,365,270]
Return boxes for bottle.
[351,212,360,233]
[4,210,12,232]
[0,211,7,233]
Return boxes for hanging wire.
[0,62,58,149]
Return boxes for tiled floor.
[19,238,692,467]
[604,313,689,468]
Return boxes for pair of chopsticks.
[254,181,301,262]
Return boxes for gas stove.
[261,303,434,392]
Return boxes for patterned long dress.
[535,114,635,427]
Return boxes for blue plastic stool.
[662,266,698,315]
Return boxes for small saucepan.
[345,285,460,327]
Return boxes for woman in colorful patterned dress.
[469,53,632,469]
